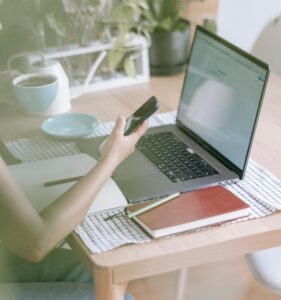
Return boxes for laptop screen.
[177,27,269,176]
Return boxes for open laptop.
[78,26,269,203]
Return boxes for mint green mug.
[12,73,58,115]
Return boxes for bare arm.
[0,116,147,262]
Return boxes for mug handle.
[7,52,46,73]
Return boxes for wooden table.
[1,73,281,300]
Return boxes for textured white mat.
[5,111,281,254]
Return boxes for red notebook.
[126,186,250,238]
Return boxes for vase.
[149,19,191,76]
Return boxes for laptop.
[78,26,269,203]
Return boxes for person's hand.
[99,115,148,168]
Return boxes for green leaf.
[137,0,149,10]
[160,0,179,19]
[158,17,174,31]
[124,56,137,78]
[45,13,67,38]
[112,4,135,24]
[123,6,136,23]
[107,50,124,70]
[62,0,79,14]
[89,0,100,6]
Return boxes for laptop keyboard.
[136,132,218,183]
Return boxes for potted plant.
[142,0,203,75]
[0,0,151,96]
[92,0,150,78]
[45,0,150,78]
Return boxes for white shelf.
[70,74,149,97]
[43,35,150,96]
[44,36,147,59]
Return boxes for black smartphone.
[124,96,160,136]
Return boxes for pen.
[44,176,82,187]
[126,192,180,219]
[104,193,180,221]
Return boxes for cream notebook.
[8,153,127,213]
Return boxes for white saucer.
[41,113,100,139]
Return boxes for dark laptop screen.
[177,27,269,176]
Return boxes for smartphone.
[124,96,160,136]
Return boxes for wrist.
[98,154,119,175]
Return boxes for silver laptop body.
[78,26,269,203]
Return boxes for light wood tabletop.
[69,72,281,300]
[1,72,281,300]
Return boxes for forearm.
[0,117,147,261]
[0,156,118,261]
[38,157,117,257]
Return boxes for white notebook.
[8,153,127,213]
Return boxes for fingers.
[112,115,147,141]
[113,115,126,135]
[131,120,148,139]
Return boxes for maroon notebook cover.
[126,186,249,237]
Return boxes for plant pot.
[149,20,191,76]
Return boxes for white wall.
[217,0,281,51]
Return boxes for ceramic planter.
[149,20,191,75]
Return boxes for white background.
[217,0,281,51]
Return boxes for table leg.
[175,268,188,300]
[94,267,128,300]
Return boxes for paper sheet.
[8,153,127,214]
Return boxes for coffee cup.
[12,73,58,115]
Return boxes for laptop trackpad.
[113,151,158,181]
